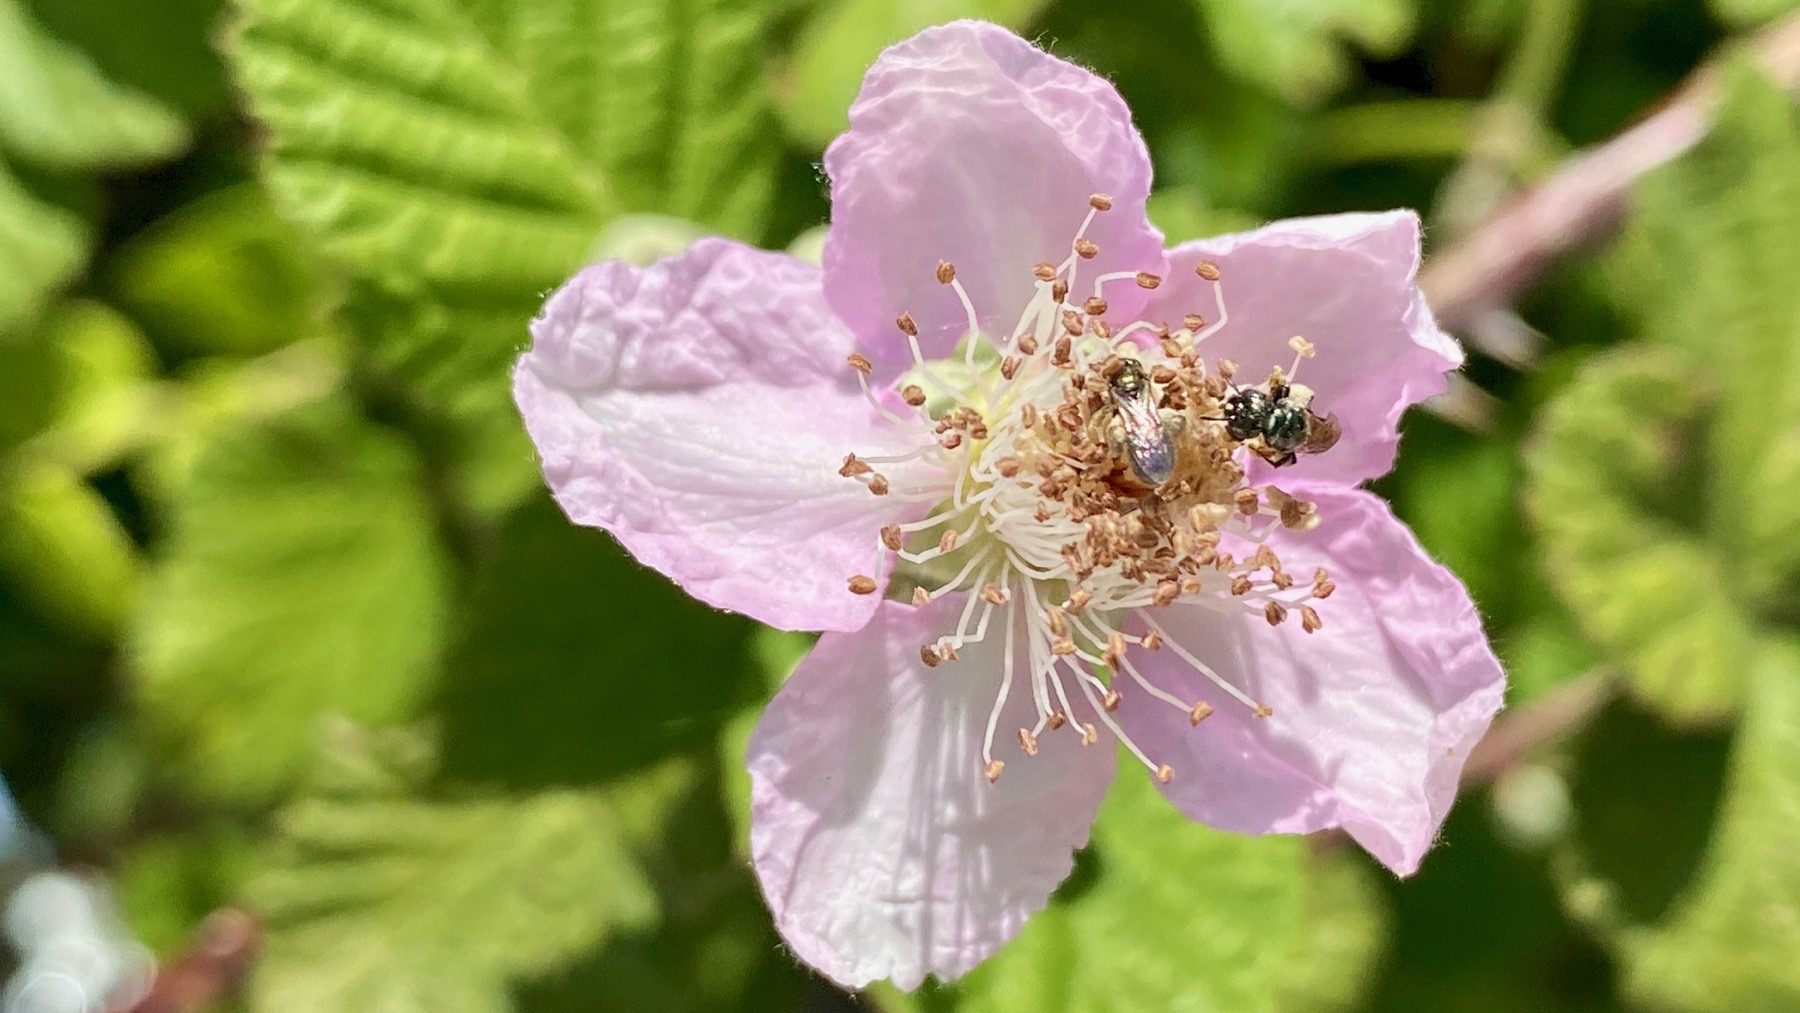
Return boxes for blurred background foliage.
[0,0,1798,1009]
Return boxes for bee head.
[1109,358,1148,396]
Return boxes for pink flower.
[514,21,1504,991]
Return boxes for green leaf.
[1708,0,1800,28]
[227,0,784,514]
[251,724,658,1013]
[954,767,1386,1012]
[106,184,330,358]
[777,0,1049,147]
[0,0,187,170]
[1622,65,1800,603]
[438,494,755,788]
[1607,639,1800,1009]
[128,397,451,803]
[20,0,233,118]
[1191,0,1416,107]
[1523,346,1750,722]
[24,300,160,474]
[0,160,85,335]
[0,459,140,639]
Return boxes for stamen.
[1136,612,1269,715]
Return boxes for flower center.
[840,196,1341,786]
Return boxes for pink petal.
[1143,211,1460,486]
[1115,487,1503,875]
[748,596,1115,989]
[514,238,940,633]
[823,21,1164,369]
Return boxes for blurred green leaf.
[107,184,329,359]
[1605,639,1800,1009]
[25,300,160,474]
[251,724,658,1013]
[0,161,85,335]
[1526,67,1800,724]
[1708,0,1800,28]
[228,0,784,515]
[20,0,231,118]
[129,398,450,803]
[1191,0,1416,107]
[778,0,1048,147]
[438,495,755,788]
[0,459,140,639]
[1621,64,1800,605]
[1524,347,1749,721]
[953,768,1386,1012]
[0,0,187,170]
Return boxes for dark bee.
[1221,382,1340,467]
[1104,359,1181,485]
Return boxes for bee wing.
[1115,395,1166,453]
[1301,411,1342,454]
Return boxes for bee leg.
[1106,418,1128,458]
[1158,408,1186,439]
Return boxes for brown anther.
[1074,238,1099,259]
[1053,336,1073,366]
[848,575,878,595]
[868,474,890,496]
[1061,310,1085,336]
[1048,608,1068,637]
[1080,723,1099,746]
[1034,262,1058,281]
[1151,364,1178,384]
[1160,336,1184,357]
[937,640,959,661]
[1143,630,1164,651]
[1195,261,1221,281]
[1051,280,1069,303]
[1301,605,1323,633]
[1179,576,1202,596]
[1271,570,1295,590]
[981,583,1010,605]
[896,312,919,336]
[1067,588,1093,614]
[1234,488,1260,515]
[984,759,1005,782]
[936,260,957,284]
[1108,631,1127,660]
[1103,690,1123,712]
[1230,575,1252,596]
[938,529,959,554]
[1089,193,1114,211]
[1264,601,1288,626]
[1288,335,1315,358]
[1051,638,1078,656]
[1182,313,1205,332]
[1153,581,1180,606]
[839,453,872,477]
[1083,297,1108,316]
[1188,701,1213,726]
[1314,580,1336,599]
[1136,272,1162,290]
[1250,545,1279,571]
[1018,334,1040,355]
[1093,320,1113,339]
[1047,711,1069,730]
[1156,764,1174,784]
[1280,497,1317,530]
[995,457,1021,479]
[1000,355,1022,379]
[846,352,872,374]
[902,384,927,406]
[1216,358,1238,380]
[1018,728,1039,757]
[912,586,931,607]
[880,524,903,551]
[938,432,963,451]
[1254,704,1274,719]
